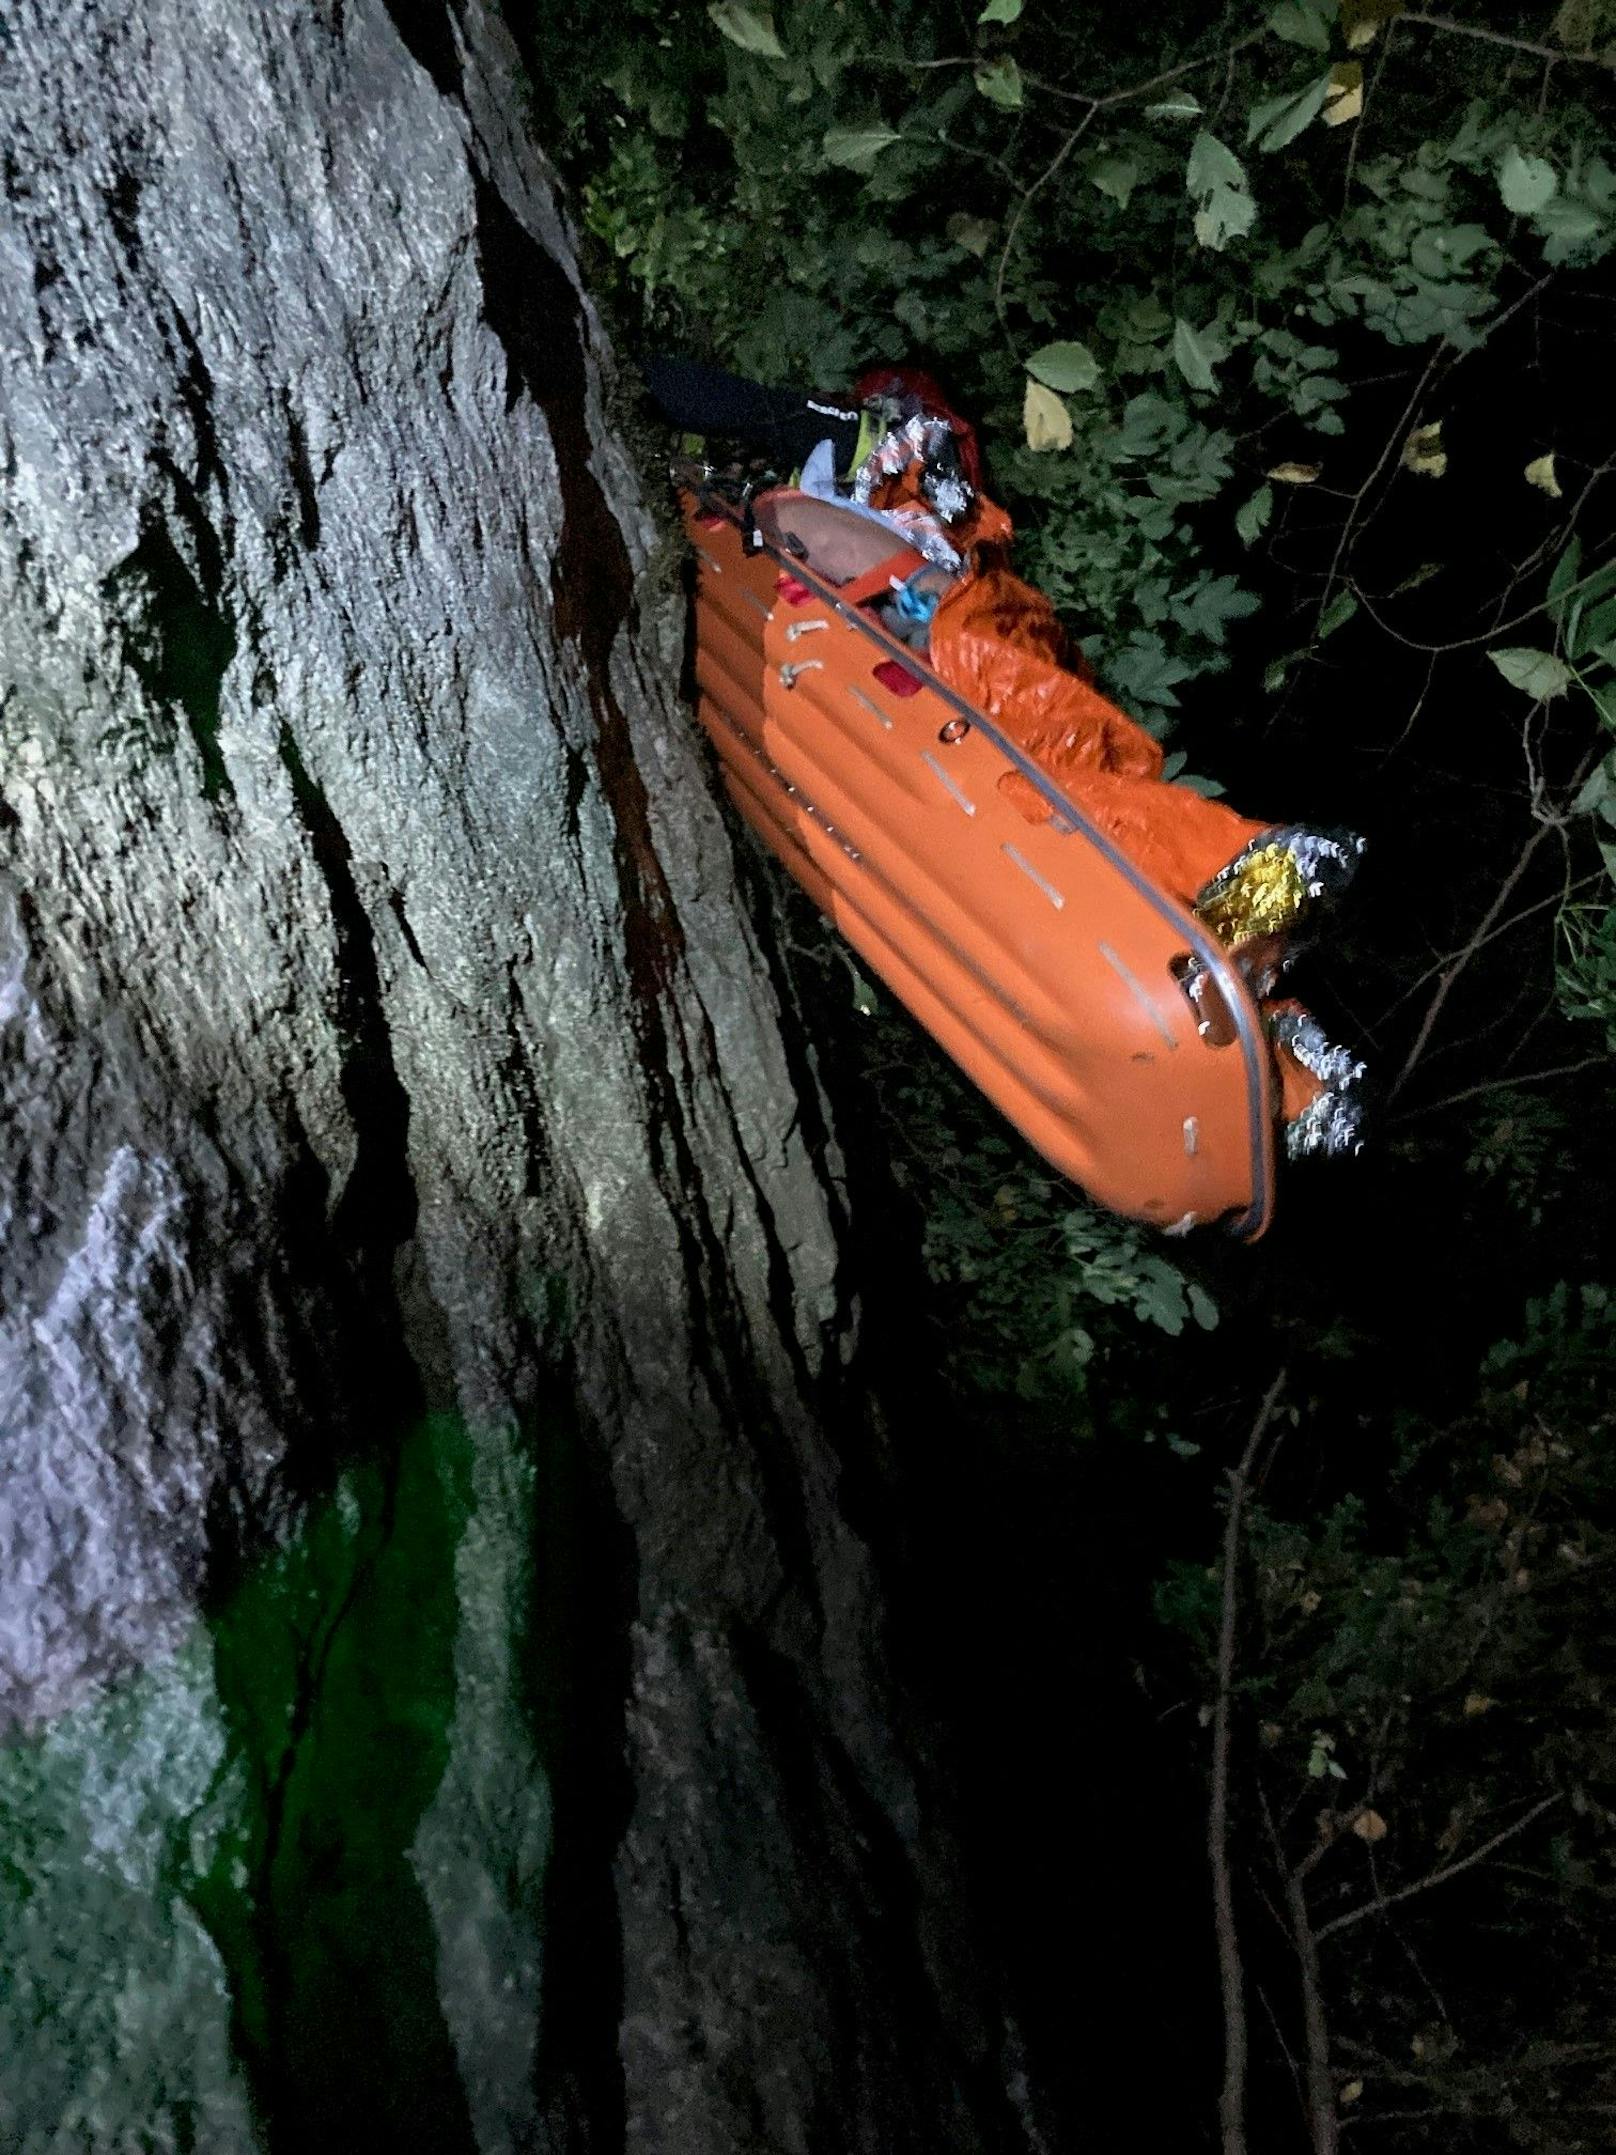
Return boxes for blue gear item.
[890,567,942,627]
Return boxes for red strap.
[836,547,929,608]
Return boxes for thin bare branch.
[1023,29,1269,109]
[1316,1794,1564,1941]
[1392,728,1606,1099]
[1341,10,1397,213]
[1315,347,1446,636]
[1281,1837,1341,2155]
[1389,819,1558,1099]
[1210,1371,1288,2155]
[1375,874,1603,1023]
[1393,1054,1610,1122]
[1352,540,1616,658]
[995,112,1097,349]
[1400,11,1616,70]
[1096,31,1268,110]
[1257,1790,1341,2152]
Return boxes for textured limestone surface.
[0,3,1034,2148]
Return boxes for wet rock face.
[0,0,823,1755]
[0,4,1029,2148]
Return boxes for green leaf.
[1194,192,1257,247]
[807,36,847,92]
[1534,195,1605,255]
[1183,573,1260,643]
[1090,154,1139,208]
[1318,589,1358,639]
[733,290,863,385]
[1025,339,1100,393]
[1105,631,1197,709]
[1135,1261,1192,1334]
[1293,375,1348,419]
[978,0,1023,17]
[1270,0,1337,51]
[1574,583,1616,659]
[1408,223,1495,275]
[1146,92,1203,119]
[1187,129,1246,194]
[974,55,1023,107]
[1112,389,1186,458]
[1187,130,1257,249]
[1499,146,1558,215]
[892,285,932,342]
[945,211,997,256]
[1573,759,1613,816]
[1547,536,1584,618]
[1247,71,1332,152]
[1188,1283,1220,1330]
[1400,164,1450,202]
[707,1,786,59]
[1237,483,1275,544]
[1489,646,1575,698]
[822,125,901,174]
[1173,316,1219,392]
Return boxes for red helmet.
[853,364,983,489]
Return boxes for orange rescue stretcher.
[682,482,1280,1240]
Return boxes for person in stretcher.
[647,356,1367,1160]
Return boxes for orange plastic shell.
[683,489,1278,1238]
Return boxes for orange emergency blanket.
[859,456,1268,907]
[927,565,1268,908]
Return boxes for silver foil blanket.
[1273,1007,1370,1159]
